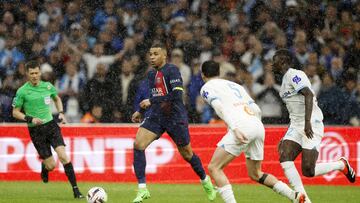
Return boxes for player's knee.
[279,151,293,162]
[302,165,315,177]
[207,162,220,175]
[58,154,70,165]
[248,170,262,182]
[180,151,193,161]
[133,140,146,150]
[46,162,56,171]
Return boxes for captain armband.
[173,87,184,91]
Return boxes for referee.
[12,60,84,199]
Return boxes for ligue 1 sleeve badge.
[47,85,51,90]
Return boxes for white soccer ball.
[86,187,108,203]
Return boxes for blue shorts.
[140,117,190,147]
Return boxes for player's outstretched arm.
[299,87,314,139]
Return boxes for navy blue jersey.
[146,63,188,121]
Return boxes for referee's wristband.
[24,115,33,123]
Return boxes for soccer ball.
[86,187,108,203]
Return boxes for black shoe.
[339,157,356,183]
[41,163,48,183]
[73,187,84,199]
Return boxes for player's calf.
[301,163,315,177]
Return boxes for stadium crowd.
[0,0,359,125]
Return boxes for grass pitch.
[0,181,359,203]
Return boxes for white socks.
[273,181,297,200]
[218,184,236,203]
[280,161,307,195]
[314,161,345,176]
[200,175,209,183]
[138,183,146,189]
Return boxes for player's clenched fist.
[140,99,151,109]
[131,111,143,123]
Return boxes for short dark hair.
[274,49,293,64]
[150,42,167,51]
[201,60,220,78]
[25,60,40,71]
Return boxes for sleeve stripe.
[173,87,184,91]
[209,97,219,105]
[295,85,306,93]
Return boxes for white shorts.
[217,117,264,160]
[283,121,324,151]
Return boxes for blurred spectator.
[241,35,263,81]
[304,64,322,96]
[62,1,82,30]
[107,57,136,122]
[170,48,191,89]
[344,35,360,73]
[56,62,86,122]
[93,0,118,31]
[0,36,25,79]
[318,72,346,124]
[212,49,236,78]
[80,105,103,123]
[330,57,344,85]
[80,63,114,122]
[67,42,124,79]
[253,62,287,124]
[342,72,360,125]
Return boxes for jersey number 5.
[227,83,242,99]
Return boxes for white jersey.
[200,78,261,129]
[279,68,323,128]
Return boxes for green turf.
[0,181,359,203]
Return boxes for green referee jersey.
[12,81,58,127]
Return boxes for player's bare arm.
[299,87,314,139]
[12,107,43,126]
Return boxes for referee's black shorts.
[28,120,66,159]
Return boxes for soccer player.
[131,43,216,203]
[12,61,84,199]
[272,49,356,202]
[200,60,306,203]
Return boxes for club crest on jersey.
[292,75,301,84]
[47,85,51,90]
[156,77,162,84]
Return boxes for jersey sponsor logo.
[170,79,181,84]
[292,75,301,84]
[282,91,291,98]
[318,132,349,181]
[202,91,209,99]
[151,88,165,96]
[44,96,51,105]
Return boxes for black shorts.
[28,120,65,159]
[140,117,190,147]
